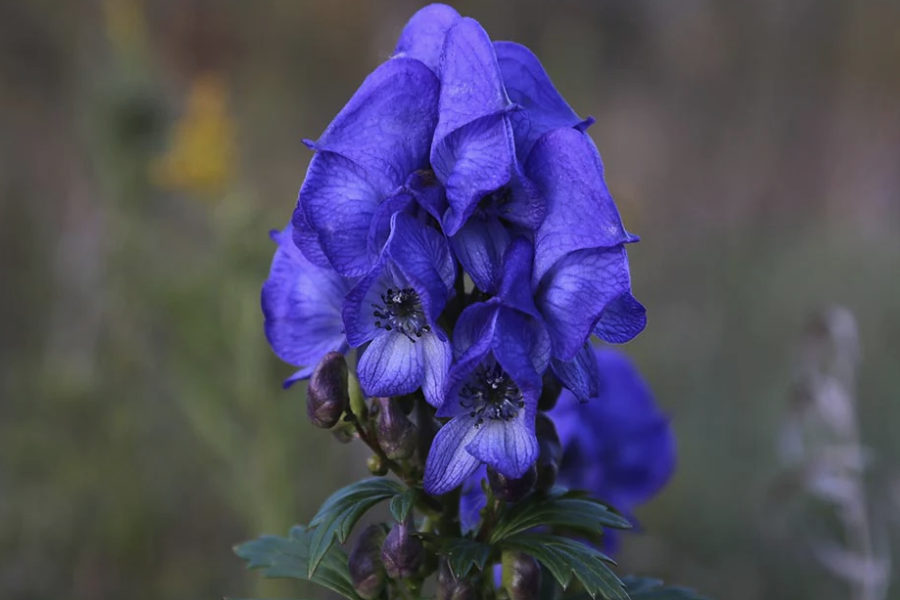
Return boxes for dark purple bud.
[306,352,349,428]
[535,413,562,492]
[437,558,477,600]
[502,551,541,600]
[538,371,563,412]
[349,524,388,600]
[487,464,537,502]
[374,397,418,460]
[381,518,424,580]
[367,455,388,476]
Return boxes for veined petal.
[493,308,549,388]
[262,226,349,381]
[424,414,482,495]
[459,466,488,532]
[496,237,539,318]
[308,58,439,194]
[300,58,439,276]
[393,3,461,73]
[495,41,591,159]
[466,414,539,479]
[342,258,393,346]
[367,191,414,257]
[357,331,425,398]
[385,213,455,327]
[299,152,382,276]
[406,169,448,223]
[290,202,331,268]
[434,18,511,143]
[421,331,452,408]
[439,303,499,418]
[535,245,640,361]
[593,292,647,344]
[551,343,601,403]
[527,128,637,283]
[450,216,511,294]
[432,113,516,235]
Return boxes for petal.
[308,58,439,194]
[299,152,382,276]
[494,41,590,159]
[392,3,461,73]
[432,114,516,235]
[450,216,511,294]
[300,58,440,276]
[421,331,452,408]
[405,169,448,223]
[357,331,425,398]
[434,18,511,143]
[439,303,499,418]
[459,466,488,533]
[385,213,455,327]
[466,415,539,479]
[593,292,647,344]
[526,128,637,283]
[535,245,639,361]
[290,202,331,268]
[342,259,392,346]
[367,191,414,257]
[551,343,601,403]
[424,415,482,495]
[493,308,549,389]
[262,226,348,368]
[496,238,539,318]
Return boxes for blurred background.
[2,1,899,599]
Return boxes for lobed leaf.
[499,532,626,600]
[490,489,632,543]
[306,478,405,577]
[233,525,359,600]
[389,486,417,523]
[433,537,493,580]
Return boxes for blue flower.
[423,240,548,495]
[342,213,455,407]
[528,128,647,361]
[292,57,440,277]
[428,18,544,293]
[261,225,351,388]
[551,348,676,551]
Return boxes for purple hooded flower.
[423,241,549,495]
[292,57,439,278]
[261,225,351,388]
[342,213,455,407]
[551,347,676,551]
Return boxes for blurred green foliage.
[1,1,899,599]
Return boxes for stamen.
[370,287,430,342]
[459,363,525,426]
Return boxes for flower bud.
[373,397,417,460]
[437,558,478,600]
[538,371,563,412]
[367,454,388,476]
[381,518,424,580]
[487,464,537,502]
[501,551,541,600]
[306,352,349,428]
[349,524,388,600]
[535,413,562,492]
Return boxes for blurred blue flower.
[551,348,676,551]
[342,213,455,407]
[261,225,351,388]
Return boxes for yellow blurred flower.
[151,73,238,199]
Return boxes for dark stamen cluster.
[372,288,431,342]
[460,363,525,427]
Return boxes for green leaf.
[233,525,359,600]
[389,486,417,522]
[621,576,709,600]
[428,537,492,580]
[499,533,626,600]
[490,489,632,543]
[307,478,405,577]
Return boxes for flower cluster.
[262,3,646,497]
